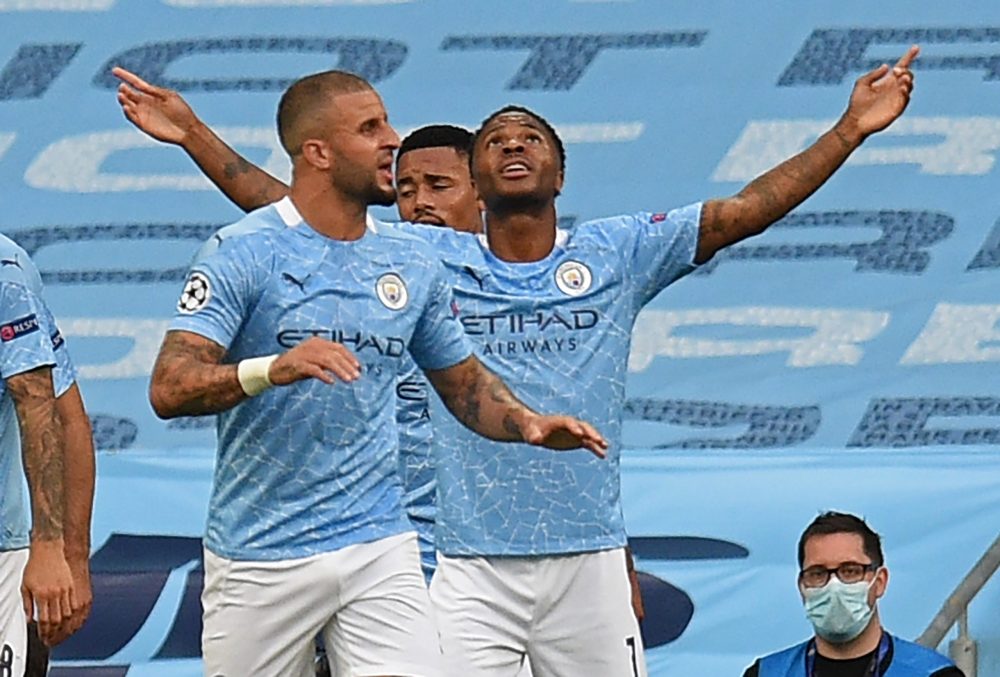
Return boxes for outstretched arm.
[695,45,918,264]
[149,332,361,418]
[113,67,289,213]
[48,383,94,645]
[425,355,607,457]
[7,366,75,645]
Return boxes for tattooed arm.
[7,366,75,643]
[50,384,94,644]
[425,355,607,456]
[149,332,361,419]
[695,46,918,264]
[113,67,288,213]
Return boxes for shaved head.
[277,70,373,157]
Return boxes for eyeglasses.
[798,562,878,588]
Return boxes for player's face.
[472,112,563,210]
[324,90,400,206]
[396,147,482,233]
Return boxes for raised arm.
[113,67,289,213]
[425,355,607,457]
[7,366,74,644]
[48,383,94,645]
[695,45,918,264]
[149,332,362,418]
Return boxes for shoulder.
[571,205,702,240]
[211,206,287,250]
[380,219,474,251]
[370,222,454,266]
[0,234,42,291]
[889,635,956,672]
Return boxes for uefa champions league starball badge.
[178,272,211,314]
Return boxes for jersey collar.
[275,197,378,233]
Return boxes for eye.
[398,188,415,199]
[526,133,542,144]
[485,136,503,148]
[433,181,454,191]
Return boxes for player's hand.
[46,555,92,645]
[519,414,608,458]
[840,45,918,140]
[21,539,76,645]
[269,337,362,386]
[113,66,201,145]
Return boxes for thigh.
[201,548,332,677]
[326,532,443,677]
[0,550,28,677]
[430,553,531,677]
[528,549,647,677]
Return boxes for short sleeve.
[40,305,76,397]
[624,202,702,306]
[0,282,56,380]
[169,237,265,350]
[408,263,473,371]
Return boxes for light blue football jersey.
[0,234,76,551]
[171,200,472,561]
[391,204,702,555]
[196,199,439,574]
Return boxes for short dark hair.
[397,125,473,167]
[471,105,566,171]
[798,511,884,569]
[276,70,372,156]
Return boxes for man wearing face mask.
[743,512,962,677]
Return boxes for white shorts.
[0,549,28,677]
[202,531,442,677]
[430,548,647,677]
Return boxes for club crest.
[554,260,592,297]
[376,273,409,310]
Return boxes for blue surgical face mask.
[802,573,878,643]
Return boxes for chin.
[369,187,397,207]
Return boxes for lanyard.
[805,633,891,677]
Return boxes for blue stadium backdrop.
[1,1,999,675]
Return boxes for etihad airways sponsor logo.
[460,309,599,336]
[276,328,405,356]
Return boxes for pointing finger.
[895,44,920,70]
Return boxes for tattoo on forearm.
[9,368,64,540]
[699,125,859,261]
[151,331,245,416]
[431,357,529,442]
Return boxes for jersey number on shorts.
[625,636,639,677]
[0,643,13,677]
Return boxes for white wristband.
[237,355,278,396]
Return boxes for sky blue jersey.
[195,199,439,574]
[391,204,702,556]
[171,200,472,561]
[0,234,76,551]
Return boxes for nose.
[502,137,524,154]
[385,124,401,150]
[415,184,434,208]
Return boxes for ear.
[872,567,889,601]
[301,137,333,171]
[554,168,565,198]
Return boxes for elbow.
[148,381,181,419]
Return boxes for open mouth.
[500,160,531,178]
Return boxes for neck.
[483,201,558,262]
[289,172,368,241]
[816,615,883,660]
